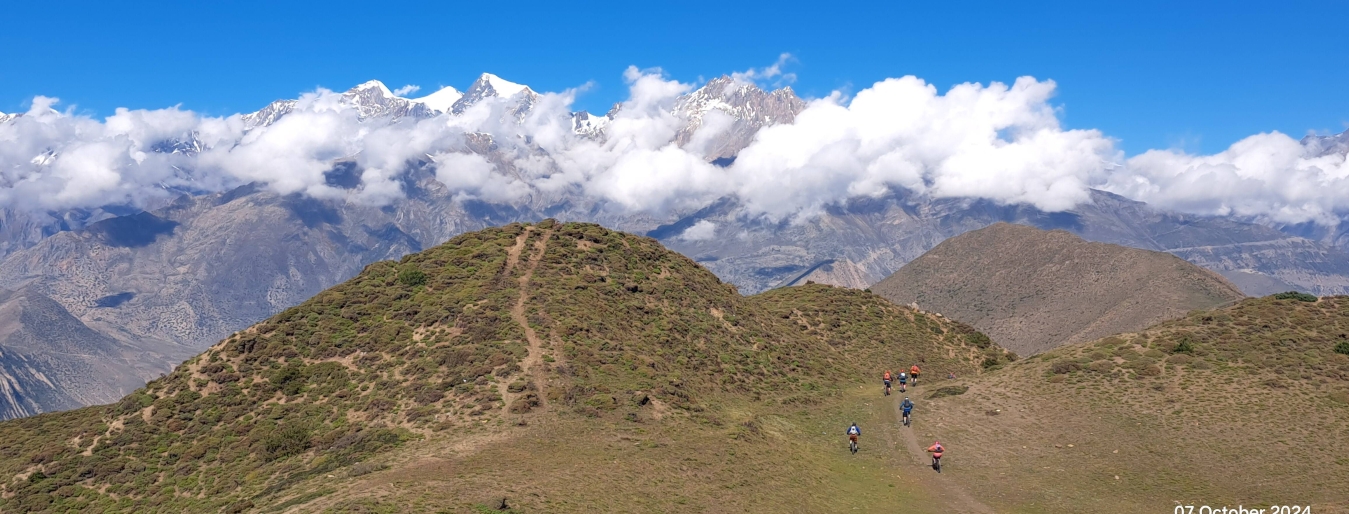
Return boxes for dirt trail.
[495,230,533,405]
[507,227,554,409]
[892,397,995,513]
[502,230,529,277]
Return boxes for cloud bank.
[1,66,1346,226]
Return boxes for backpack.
[848,426,860,435]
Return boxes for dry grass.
[261,385,968,513]
[917,296,1349,513]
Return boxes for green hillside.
[920,294,1349,512]
[0,221,1008,513]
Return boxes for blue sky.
[3,0,1346,155]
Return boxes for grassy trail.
[888,390,995,513]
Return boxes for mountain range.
[3,72,1349,418]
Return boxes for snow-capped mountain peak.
[571,110,611,138]
[240,99,297,130]
[670,75,807,159]
[1303,130,1349,158]
[450,73,536,115]
[0,111,17,124]
[482,73,528,97]
[351,80,395,97]
[410,86,463,114]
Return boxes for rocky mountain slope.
[0,222,1009,512]
[871,223,1247,355]
[920,294,1349,511]
[0,286,192,420]
[0,187,429,351]
[774,259,875,289]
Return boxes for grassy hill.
[0,221,1009,513]
[872,222,1247,355]
[919,294,1349,512]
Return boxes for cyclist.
[910,364,922,386]
[926,440,944,471]
[847,422,861,451]
[901,397,914,426]
[883,370,892,396]
[898,371,908,393]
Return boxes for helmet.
[904,397,909,401]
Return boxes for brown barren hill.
[871,222,1246,355]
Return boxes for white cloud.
[731,53,797,87]
[2,65,1347,227]
[678,220,717,241]
[431,152,529,203]
[725,76,1115,220]
[392,84,421,97]
[1106,132,1349,224]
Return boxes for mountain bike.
[931,455,941,473]
[902,411,911,427]
[884,380,892,396]
[849,436,859,454]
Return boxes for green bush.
[262,425,312,460]
[1272,291,1317,302]
[397,267,427,287]
[271,364,306,396]
[1335,341,1349,356]
[966,332,993,349]
[1173,338,1195,354]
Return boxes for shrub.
[966,332,993,349]
[262,425,312,460]
[1172,338,1195,354]
[1050,359,1082,374]
[1273,291,1317,302]
[927,386,969,399]
[398,267,427,287]
[1335,342,1349,356]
